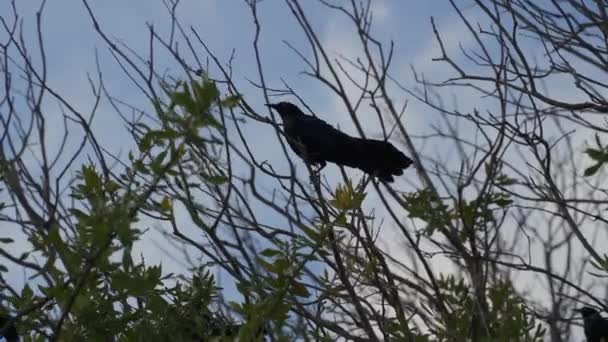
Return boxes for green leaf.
[205,174,228,185]
[404,189,452,235]
[496,174,516,186]
[138,133,153,152]
[299,224,321,242]
[585,148,608,162]
[584,162,602,177]
[221,94,242,108]
[271,258,290,274]
[235,281,251,296]
[160,196,172,213]
[334,212,348,227]
[200,79,220,106]
[494,198,512,207]
[170,85,196,114]
[21,284,34,300]
[199,113,223,129]
[151,150,169,173]
[82,165,100,189]
[291,281,310,298]
[330,183,366,211]
[69,208,90,223]
[268,301,291,320]
[256,257,290,275]
[493,193,513,208]
[260,248,282,258]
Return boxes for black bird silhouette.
[576,306,608,342]
[267,102,413,182]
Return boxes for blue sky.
[0,0,467,261]
[0,0,469,317]
[0,0,463,169]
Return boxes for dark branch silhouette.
[267,102,412,182]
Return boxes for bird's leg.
[317,161,327,172]
[309,161,325,184]
[309,166,320,184]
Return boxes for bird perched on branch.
[576,306,608,342]
[266,102,413,182]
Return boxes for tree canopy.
[1,0,607,340]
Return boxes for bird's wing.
[287,115,353,162]
[282,114,412,181]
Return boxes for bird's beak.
[265,103,275,109]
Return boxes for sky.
[0,0,600,340]
[0,0,462,271]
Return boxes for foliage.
[584,134,608,177]
[2,0,607,341]
[432,276,545,341]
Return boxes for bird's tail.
[350,138,413,182]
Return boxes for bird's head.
[576,306,601,318]
[266,102,304,120]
